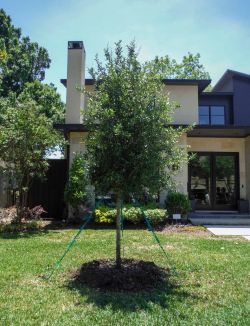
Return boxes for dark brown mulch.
[72,259,169,292]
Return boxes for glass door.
[189,153,239,210]
[189,154,212,210]
[214,155,238,210]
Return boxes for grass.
[0,226,249,325]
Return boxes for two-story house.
[58,41,250,214]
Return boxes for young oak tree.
[0,97,64,221]
[84,41,190,268]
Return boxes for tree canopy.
[20,81,65,123]
[0,9,50,96]
[0,9,64,123]
[153,52,211,80]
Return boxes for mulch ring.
[72,259,170,292]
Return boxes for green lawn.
[0,227,249,325]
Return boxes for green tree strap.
[44,214,92,280]
[139,205,178,277]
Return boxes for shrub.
[64,153,90,208]
[24,205,47,220]
[0,220,42,233]
[122,207,142,224]
[142,202,159,209]
[144,209,167,225]
[93,204,167,226]
[25,220,42,231]
[94,206,117,224]
[165,192,191,215]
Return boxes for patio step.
[188,212,250,225]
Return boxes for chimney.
[66,41,85,124]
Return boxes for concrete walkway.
[206,225,250,240]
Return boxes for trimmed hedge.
[94,206,117,224]
[94,205,167,225]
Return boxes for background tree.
[0,9,50,96]
[0,9,64,123]
[0,97,64,221]
[153,52,212,91]
[154,52,210,80]
[20,81,65,124]
[84,41,190,268]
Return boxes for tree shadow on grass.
[67,262,198,312]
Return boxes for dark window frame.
[199,105,225,125]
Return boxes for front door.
[188,152,239,210]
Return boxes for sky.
[1,0,250,102]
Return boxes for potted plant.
[165,192,191,220]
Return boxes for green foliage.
[94,206,117,224]
[144,209,167,224]
[0,9,50,96]
[122,207,143,224]
[64,153,90,208]
[0,220,41,233]
[0,10,64,124]
[0,97,64,219]
[153,52,210,80]
[20,81,65,124]
[85,41,190,198]
[94,205,167,225]
[165,192,191,215]
[142,202,159,209]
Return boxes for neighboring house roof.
[60,78,211,93]
[213,69,250,92]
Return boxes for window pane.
[211,115,225,125]
[199,115,210,125]
[211,106,224,115]
[199,106,209,115]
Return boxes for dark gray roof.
[213,69,250,92]
[60,78,211,92]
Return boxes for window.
[199,106,225,125]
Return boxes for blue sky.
[1,0,250,101]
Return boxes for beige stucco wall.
[245,136,250,202]
[159,134,188,205]
[187,137,246,199]
[69,132,87,166]
[164,85,199,125]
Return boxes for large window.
[199,106,225,125]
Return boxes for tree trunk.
[16,179,30,222]
[116,194,122,269]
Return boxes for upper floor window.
[199,106,225,125]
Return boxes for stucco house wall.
[164,85,199,125]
